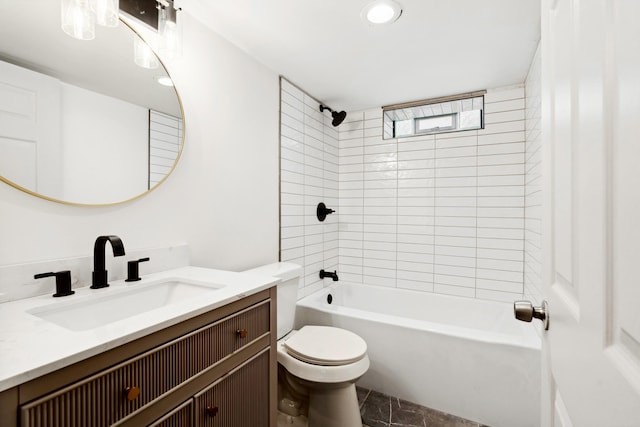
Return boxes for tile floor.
[357,387,491,427]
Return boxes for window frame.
[382,91,486,140]
[414,112,457,135]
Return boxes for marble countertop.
[0,266,278,392]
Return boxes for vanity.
[0,267,279,426]
[0,2,278,425]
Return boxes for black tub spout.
[319,269,339,281]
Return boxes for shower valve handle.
[317,202,335,222]
[514,300,549,330]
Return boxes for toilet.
[245,262,369,427]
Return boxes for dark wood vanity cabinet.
[194,349,270,426]
[148,400,193,427]
[1,288,277,427]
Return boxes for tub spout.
[319,269,339,281]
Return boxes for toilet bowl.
[244,262,369,427]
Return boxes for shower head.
[331,110,347,127]
[319,104,347,127]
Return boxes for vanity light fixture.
[61,0,182,68]
[157,0,183,59]
[93,0,120,28]
[361,0,403,25]
[61,0,119,40]
[61,0,96,40]
[134,36,159,69]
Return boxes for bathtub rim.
[296,282,541,351]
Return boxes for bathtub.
[294,282,541,427]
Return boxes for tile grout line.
[395,130,399,289]
[359,113,363,283]
[475,129,479,298]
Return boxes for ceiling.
[184,0,541,112]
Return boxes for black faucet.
[319,269,339,281]
[91,235,126,289]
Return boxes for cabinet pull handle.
[236,328,248,339]
[206,405,219,417]
[125,386,141,401]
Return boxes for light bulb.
[361,0,402,25]
[158,3,183,59]
[61,0,95,40]
[367,4,395,23]
[134,36,159,69]
[92,0,119,28]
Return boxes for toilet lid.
[283,326,367,366]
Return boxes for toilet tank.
[243,262,302,339]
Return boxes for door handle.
[514,300,549,330]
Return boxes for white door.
[0,59,62,197]
[540,0,640,426]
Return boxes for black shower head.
[331,110,347,127]
[319,104,347,127]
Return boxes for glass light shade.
[61,0,95,40]
[133,36,159,69]
[91,0,119,28]
[158,5,183,59]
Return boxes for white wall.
[61,82,149,203]
[0,12,279,276]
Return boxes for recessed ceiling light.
[361,0,403,25]
[156,76,174,87]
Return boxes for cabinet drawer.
[148,400,192,427]
[20,301,270,427]
[194,348,270,427]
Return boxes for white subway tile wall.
[338,87,527,302]
[149,110,182,188]
[524,43,543,304]
[280,78,339,298]
[280,80,538,303]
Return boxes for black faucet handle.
[125,257,150,282]
[317,203,336,222]
[35,270,75,297]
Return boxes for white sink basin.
[27,279,225,331]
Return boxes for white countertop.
[0,266,278,392]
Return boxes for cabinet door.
[194,349,270,427]
[148,401,192,427]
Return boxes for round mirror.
[0,0,184,205]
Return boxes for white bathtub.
[294,282,541,427]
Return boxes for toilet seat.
[277,330,370,384]
[283,325,367,366]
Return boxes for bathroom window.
[382,91,485,139]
